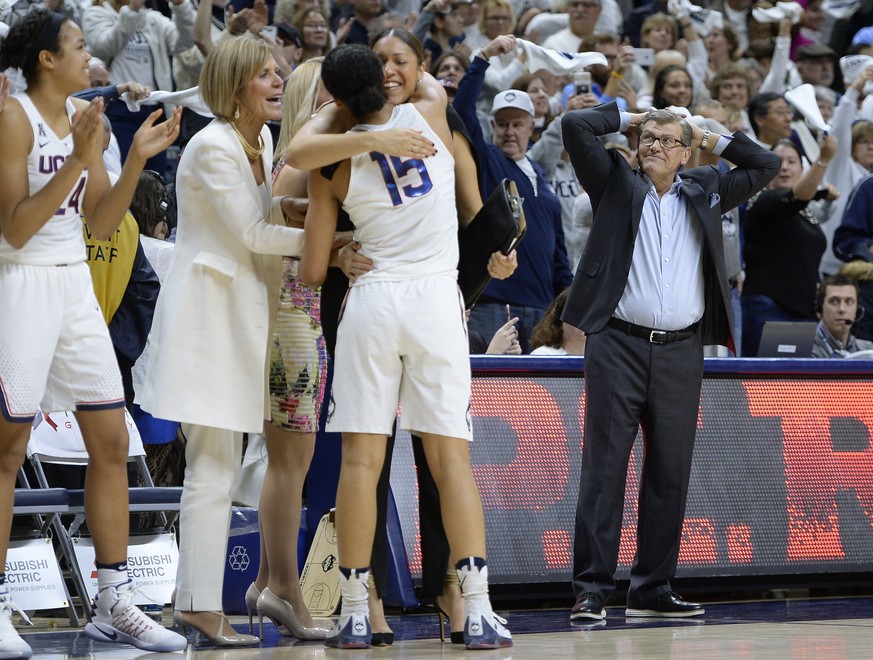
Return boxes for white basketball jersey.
[342,104,458,284]
[0,94,88,266]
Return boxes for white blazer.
[139,119,304,433]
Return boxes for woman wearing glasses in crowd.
[293,6,331,62]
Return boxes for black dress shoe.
[625,591,704,618]
[570,592,606,621]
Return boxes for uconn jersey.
[0,94,87,266]
[342,104,458,283]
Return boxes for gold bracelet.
[610,70,623,79]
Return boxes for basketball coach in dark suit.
[560,102,779,620]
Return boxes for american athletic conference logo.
[228,545,250,572]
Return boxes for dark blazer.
[560,102,780,348]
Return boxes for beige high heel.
[256,587,329,640]
[173,610,260,647]
[244,583,260,635]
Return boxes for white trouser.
[174,423,243,611]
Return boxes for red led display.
[389,374,873,584]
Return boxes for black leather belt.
[607,318,698,344]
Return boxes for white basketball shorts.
[327,275,472,440]
[0,262,124,423]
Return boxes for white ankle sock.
[456,557,490,600]
[96,566,130,591]
[339,567,369,614]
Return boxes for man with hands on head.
[560,101,779,621]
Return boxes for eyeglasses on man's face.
[639,132,687,149]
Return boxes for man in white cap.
[454,35,573,351]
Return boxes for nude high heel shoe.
[256,588,329,640]
[173,610,260,647]
[244,583,260,635]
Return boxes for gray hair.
[640,109,692,147]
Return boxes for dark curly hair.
[0,7,68,85]
[130,171,169,238]
[321,45,386,120]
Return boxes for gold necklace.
[230,121,265,162]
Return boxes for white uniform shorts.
[0,262,124,423]
[327,276,472,440]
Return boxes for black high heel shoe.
[367,572,394,646]
[370,631,395,646]
[435,568,465,645]
[436,605,465,644]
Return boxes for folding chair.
[11,482,80,625]
[26,409,183,621]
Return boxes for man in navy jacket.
[453,36,573,352]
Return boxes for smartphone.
[633,47,655,67]
[574,70,591,96]
[260,25,278,44]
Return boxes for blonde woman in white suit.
[139,35,312,646]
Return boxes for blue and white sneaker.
[463,602,512,650]
[0,591,32,659]
[324,611,371,649]
[84,580,186,652]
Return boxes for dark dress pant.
[572,322,704,603]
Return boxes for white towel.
[123,86,214,118]
[517,38,607,75]
[785,83,830,133]
[752,1,803,24]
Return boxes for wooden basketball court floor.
[17,595,873,658]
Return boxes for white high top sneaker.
[456,557,512,649]
[325,568,371,649]
[0,590,32,659]
[84,580,186,652]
